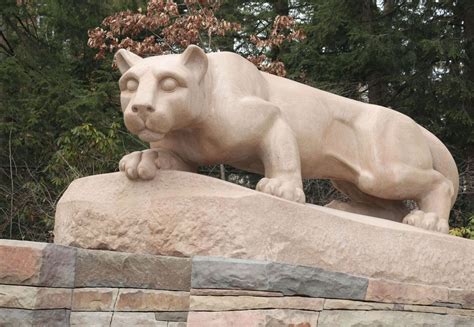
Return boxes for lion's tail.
[420,126,459,207]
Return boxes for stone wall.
[0,239,473,326]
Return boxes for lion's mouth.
[137,129,165,142]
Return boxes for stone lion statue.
[114,45,458,234]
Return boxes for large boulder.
[54,171,473,290]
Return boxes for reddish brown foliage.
[87,0,305,76]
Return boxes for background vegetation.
[1,0,473,241]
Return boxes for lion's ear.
[181,45,208,82]
[114,49,143,74]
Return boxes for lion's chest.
[165,126,260,166]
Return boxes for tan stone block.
[366,279,449,305]
[70,312,113,326]
[167,323,187,327]
[402,304,448,314]
[0,285,37,309]
[190,288,283,297]
[189,295,323,311]
[323,299,394,311]
[187,309,319,327]
[0,240,45,285]
[447,308,474,317]
[115,289,189,311]
[449,289,474,309]
[111,312,167,326]
[72,288,118,311]
[0,285,72,309]
[35,287,72,309]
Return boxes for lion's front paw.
[256,177,306,203]
[119,149,159,180]
[402,210,449,233]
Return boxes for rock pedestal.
[54,171,473,290]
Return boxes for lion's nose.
[131,104,155,114]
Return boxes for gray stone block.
[267,262,368,300]
[192,256,368,300]
[154,311,188,321]
[32,309,70,327]
[192,256,269,290]
[0,308,33,326]
[433,301,463,308]
[75,248,191,290]
[39,244,77,287]
[0,308,70,327]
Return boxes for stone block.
[0,308,32,325]
[190,295,323,311]
[0,285,72,310]
[318,310,474,326]
[187,309,319,327]
[192,256,368,300]
[0,308,70,327]
[70,312,113,326]
[32,309,71,327]
[192,256,269,290]
[448,289,474,309]
[365,279,449,305]
[74,248,191,290]
[190,288,283,297]
[35,287,73,309]
[115,289,189,311]
[323,299,394,311]
[0,240,45,286]
[432,301,462,308]
[402,304,448,314]
[0,284,37,309]
[111,312,168,326]
[267,262,368,299]
[447,308,474,317]
[0,240,76,288]
[72,288,118,311]
[54,171,474,290]
[154,311,188,322]
[167,323,187,327]
[39,244,76,287]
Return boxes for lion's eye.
[126,79,138,92]
[160,77,178,92]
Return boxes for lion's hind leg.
[355,165,454,233]
[327,180,409,222]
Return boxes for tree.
[0,0,139,240]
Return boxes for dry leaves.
[87,0,305,76]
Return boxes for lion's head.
[114,45,208,142]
